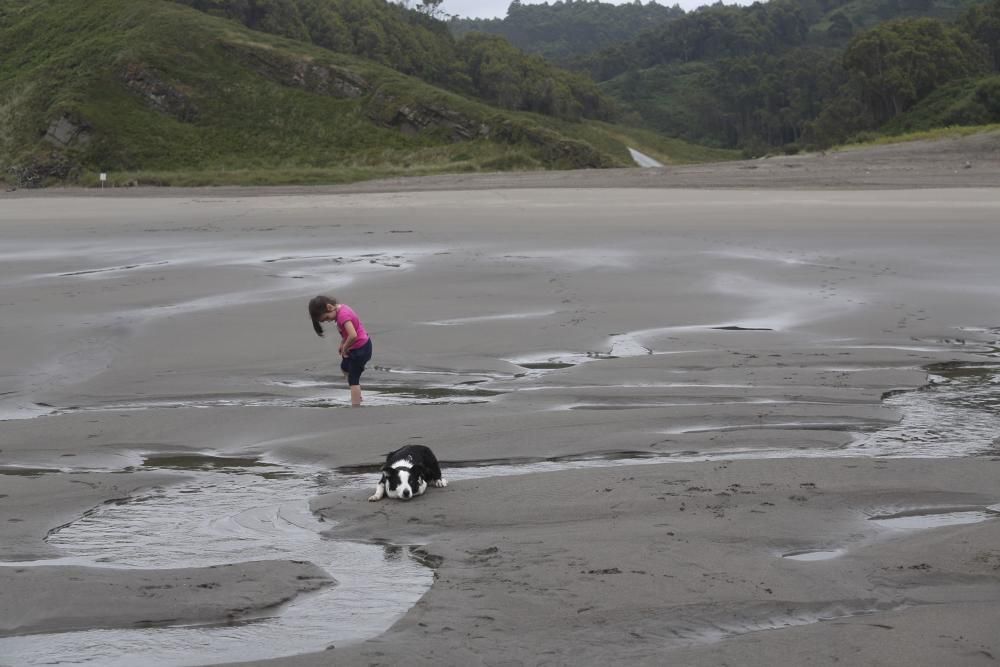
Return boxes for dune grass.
[579,122,741,165]
[838,123,1000,151]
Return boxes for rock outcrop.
[492,120,619,169]
[226,43,370,99]
[7,151,79,188]
[120,64,199,122]
[43,115,92,148]
[365,89,489,141]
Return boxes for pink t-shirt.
[335,304,369,350]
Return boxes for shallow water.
[779,504,1000,563]
[853,362,1000,457]
[868,508,999,531]
[0,458,431,667]
[781,549,848,561]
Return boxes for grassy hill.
[0,0,730,188]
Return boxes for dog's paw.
[367,494,381,502]
[432,478,448,488]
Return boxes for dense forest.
[583,0,1000,152]
[450,0,1000,154]
[173,0,615,121]
[449,0,684,65]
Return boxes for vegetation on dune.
[836,122,1000,148]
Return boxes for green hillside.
[0,0,725,188]
[171,0,617,122]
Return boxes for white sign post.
[99,172,107,190]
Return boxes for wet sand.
[3,560,332,636]
[2,147,1000,665]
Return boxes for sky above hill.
[439,0,752,18]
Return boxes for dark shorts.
[340,338,372,386]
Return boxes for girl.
[309,295,372,407]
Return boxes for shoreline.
[1,129,999,197]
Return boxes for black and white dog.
[368,445,448,502]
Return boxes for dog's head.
[383,462,429,501]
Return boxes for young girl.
[309,295,372,407]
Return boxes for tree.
[826,11,853,42]
[417,0,445,19]
[843,18,989,122]
[961,0,1000,71]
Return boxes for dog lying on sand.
[368,445,448,501]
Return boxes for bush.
[974,77,1000,116]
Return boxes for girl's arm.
[340,321,358,357]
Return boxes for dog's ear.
[410,463,426,482]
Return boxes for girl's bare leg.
[350,385,362,407]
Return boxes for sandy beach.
[2,138,1000,666]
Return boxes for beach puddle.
[335,449,822,488]
[669,421,885,435]
[0,466,62,477]
[519,361,577,370]
[566,398,824,412]
[367,385,503,400]
[868,507,1000,531]
[781,549,848,561]
[506,351,618,374]
[777,504,1000,563]
[0,454,432,667]
[55,260,171,278]
[711,326,774,331]
[140,453,273,470]
[36,383,504,415]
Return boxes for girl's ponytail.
[308,295,338,337]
